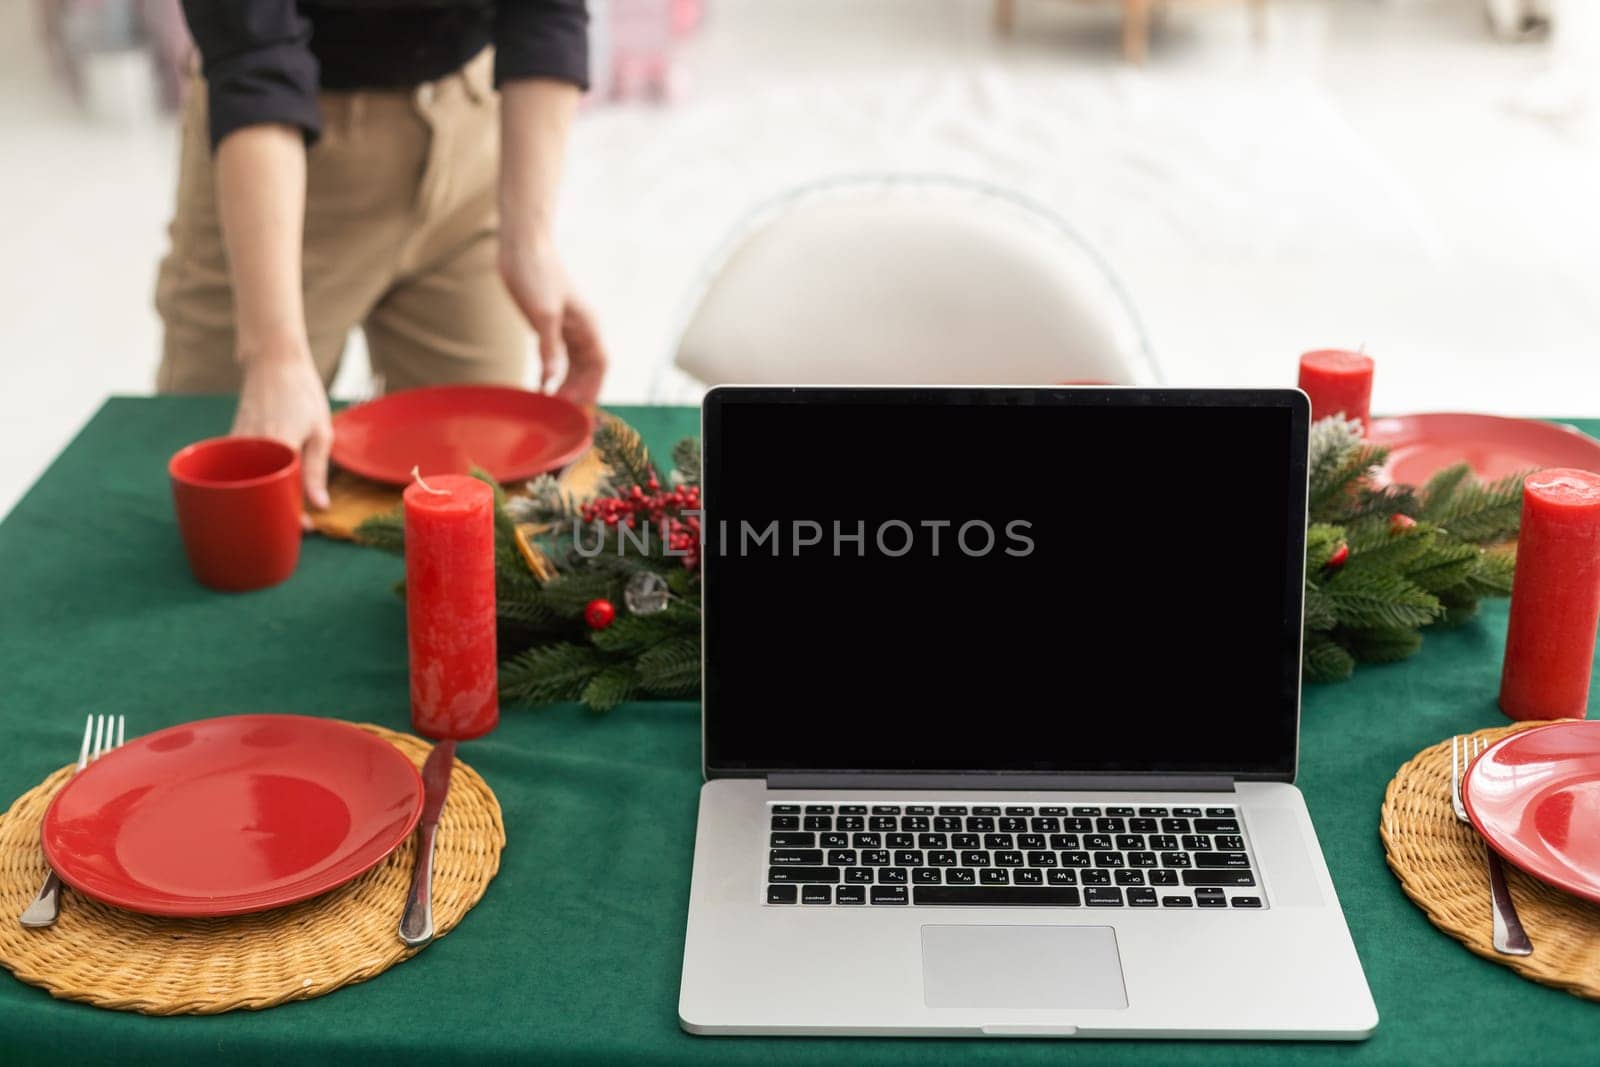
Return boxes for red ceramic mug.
[169,437,302,592]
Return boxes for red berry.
[584,599,616,629]
[1390,514,1417,532]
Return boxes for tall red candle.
[1298,349,1375,431]
[404,474,499,739]
[1499,468,1600,721]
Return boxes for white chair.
[655,176,1158,402]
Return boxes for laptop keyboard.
[765,803,1264,909]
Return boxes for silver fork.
[19,714,125,928]
[1451,734,1532,956]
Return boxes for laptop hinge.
[764,773,1236,792]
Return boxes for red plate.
[1366,413,1600,487]
[331,384,592,485]
[1463,721,1600,906]
[41,715,424,917]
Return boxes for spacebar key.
[914,886,1081,906]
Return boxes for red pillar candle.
[404,474,499,739]
[1499,468,1600,721]
[1298,349,1375,431]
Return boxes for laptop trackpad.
[921,925,1128,1010]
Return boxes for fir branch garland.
[358,412,1528,704]
[1300,417,1523,682]
[351,416,704,712]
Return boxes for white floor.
[2,0,1598,518]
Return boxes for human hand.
[498,232,608,406]
[231,341,333,515]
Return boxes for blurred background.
[3,0,1598,516]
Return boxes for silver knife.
[399,739,456,947]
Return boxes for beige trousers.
[155,49,527,395]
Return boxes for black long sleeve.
[178,2,591,153]
[495,0,590,90]
[180,1,322,150]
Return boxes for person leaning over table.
[155,1,609,512]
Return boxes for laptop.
[679,386,1377,1040]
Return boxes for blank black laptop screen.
[700,388,1307,780]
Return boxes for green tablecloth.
[2,397,1598,1064]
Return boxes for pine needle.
[540,572,624,616]
[1429,471,1527,543]
[1305,524,1346,571]
[1307,416,1364,484]
[499,643,607,705]
[1303,635,1356,683]
[354,510,405,554]
[1457,547,1517,598]
[1437,601,1481,627]
[1321,571,1443,631]
[1402,543,1482,594]
[594,416,656,489]
[1418,464,1471,520]
[637,636,702,696]
[1303,583,1337,631]
[498,594,564,631]
[1343,523,1433,569]
[591,613,693,653]
[1341,485,1421,526]
[1308,443,1390,523]
[671,437,701,486]
[581,666,638,713]
[1346,627,1424,663]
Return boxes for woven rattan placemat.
[0,724,504,1014]
[1381,719,1600,1000]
